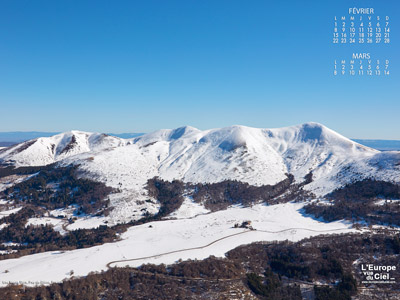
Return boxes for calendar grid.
[333,7,391,77]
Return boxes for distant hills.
[352,139,400,151]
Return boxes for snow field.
[0,202,355,286]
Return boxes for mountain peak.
[169,126,200,140]
[0,130,125,166]
[298,122,327,142]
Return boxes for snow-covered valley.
[0,201,355,286]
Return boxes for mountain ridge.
[0,123,399,201]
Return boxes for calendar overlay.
[333,8,390,44]
[334,54,389,76]
[333,7,391,77]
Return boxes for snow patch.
[0,207,22,220]
[26,217,67,235]
[168,196,210,219]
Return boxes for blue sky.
[0,0,399,139]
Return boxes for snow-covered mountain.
[1,123,399,199]
[0,131,128,166]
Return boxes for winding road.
[106,226,352,268]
